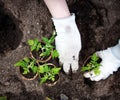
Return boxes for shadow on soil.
[0,1,23,55]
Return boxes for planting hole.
[0,3,23,55]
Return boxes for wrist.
[52,13,77,35]
[44,0,70,18]
[52,13,75,23]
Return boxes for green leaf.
[42,37,49,44]
[34,38,39,44]
[29,38,40,51]
[81,66,92,71]
[51,50,59,59]
[46,44,54,49]
[31,45,36,51]
[40,50,50,57]
[28,40,34,46]
[81,53,101,75]
[46,50,51,56]
[40,75,48,84]
[14,60,26,68]
[31,66,38,73]
[23,57,30,63]
[95,63,101,68]
[0,96,7,100]
[44,65,50,73]
[39,64,60,84]
[23,68,30,74]
[52,67,61,75]
[40,52,46,57]
[91,53,99,62]
[36,43,41,51]
[38,65,45,74]
[49,35,55,44]
[51,77,55,82]
[48,75,55,82]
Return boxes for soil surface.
[0,0,120,100]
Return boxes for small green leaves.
[42,37,49,44]
[14,57,37,74]
[49,34,55,44]
[44,65,50,73]
[91,53,99,62]
[81,66,92,71]
[31,66,38,73]
[23,57,30,63]
[28,39,34,45]
[51,50,59,59]
[14,60,26,68]
[36,43,41,51]
[28,32,59,60]
[38,64,50,74]
[52,67,61,75]
[42,31,56,44]
[40,75,49,84]
[40,49,51,57]
[94,67,101,75]
[41,35,55,58]
[38,65,44,74]
[28,38,41,51]
[38,64,61,84]
[14,31,59,83]
[81,53,101,75]
[0,96,7,100]
[22,68,30,75]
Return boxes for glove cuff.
[110,39,120,60]
[52,13,77,35]
[52,13,75,22]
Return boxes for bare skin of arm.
[44,0,70,18]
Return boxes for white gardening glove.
[84,39,120,81]
[52,13,81,74]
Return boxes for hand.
[84,43,120,81]
[52,13,81,73]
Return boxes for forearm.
[44,0,70,18]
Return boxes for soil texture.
[0,0,120,100]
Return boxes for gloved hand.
[52,13,81,74]
[84,39,120,81]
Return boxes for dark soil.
[0,1,23,55]
[0,0,120,100]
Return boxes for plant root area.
[0,0,120,100]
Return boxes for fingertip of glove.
[63,63,71,74]
[83,71,96,78]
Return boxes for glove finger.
[63,63,71,74]
[90,74,105,81]
[83,70,96,78]
[71,60,79,73]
